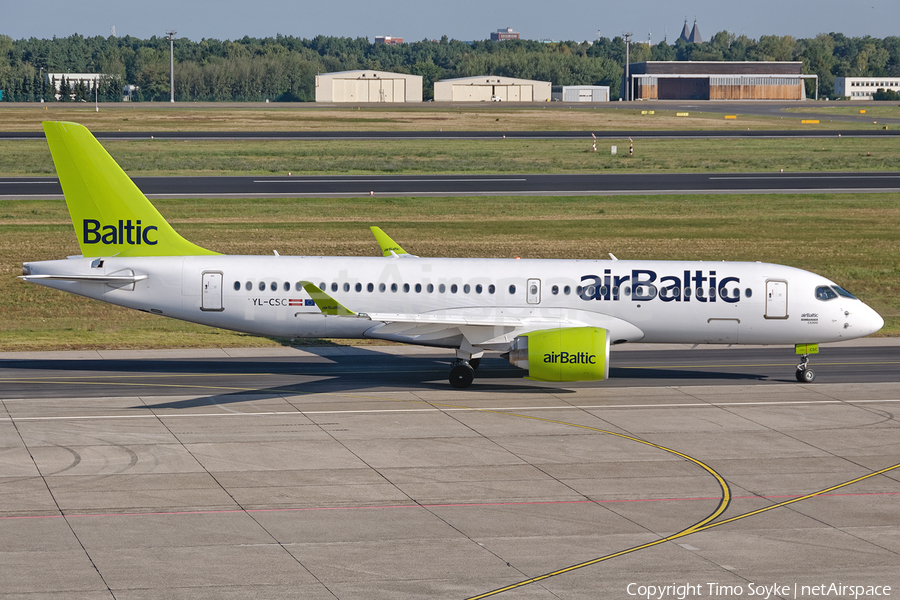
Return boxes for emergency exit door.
[201,271,223,311]
[526,278,541,304]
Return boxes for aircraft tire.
[449,364,475,388]
[796,368,816,383]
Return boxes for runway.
[5,171,900,199]
[3,128,900,141]
[2,342,899,599]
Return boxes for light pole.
[623,32,633,101]
[166,30,177,102]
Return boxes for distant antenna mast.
[166,30,177,103]
[111,25,116,37]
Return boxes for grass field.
[3,137,900,176]
[0,103,892,133]
[3,194,897,351]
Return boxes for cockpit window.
[815,286,838,301]
[831,286,858,300]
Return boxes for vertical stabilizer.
[43,121,218,257]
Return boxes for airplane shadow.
[1,345,782,411]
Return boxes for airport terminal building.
[315,70,423,103]
[625,61,814,101]
[434,76,551,102]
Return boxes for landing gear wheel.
[795,353,815,383]
[469,357,481,370]
[449,363,475,389]
[796,368,816,383]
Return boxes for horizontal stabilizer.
[20,274,148,283]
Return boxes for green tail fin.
[43,121,218,257]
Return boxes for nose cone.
[861,304,885,337]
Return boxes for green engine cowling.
[506,327,610,382]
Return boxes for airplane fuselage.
[23,255,883,349]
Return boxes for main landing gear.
[448,356,482,389]
[794,343,819,383]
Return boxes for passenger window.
[684,288,691,298]
[415,283,422,293]
[427,283,434,293]
[331,283,338,292]
[451,284,458,293]
[624,286,631,296]
[439,284,446,293]
[245,281,252,291]
[343,283,350,292]
[745,288,752,298]
[816,286,838,301]
[475,284,482,294]
[403,283,410,293]
[295,282,302,292]
[355,283,362,292]
[391,283,398,292]
[463,284,470,293]
[379,283,386,292]
[233,281,241,291]
[509,285,516,294]
[488,284,495,294]
[318,282,326,291]
[732,288,739,299]
[259,281,266,291]
[270,282,277,292]
[284,282,290,292]
[551,285,559,295]
[564,285,571,295]
[367,283,374,292]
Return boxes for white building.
[45,73,110,99]
[551,85,610,102]
[315,70,422,103]
[434,76,551,102]
[835,77,900,100]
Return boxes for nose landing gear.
[794,343,819,383]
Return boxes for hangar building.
[315,70,423,103]
[625,62,815,101]
[434,76,552,102]
[552,85,610,102]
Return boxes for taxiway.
[2,342,899,599]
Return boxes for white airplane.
[21,122,884,388]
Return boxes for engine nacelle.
[506,327,610,382]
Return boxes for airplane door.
[765,280,788,319]
[201,271,224,311]
[526,278,541,304]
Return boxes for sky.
[6,0,899,43]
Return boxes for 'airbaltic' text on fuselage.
[580,269,741,303]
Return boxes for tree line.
[1,31,899,102]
